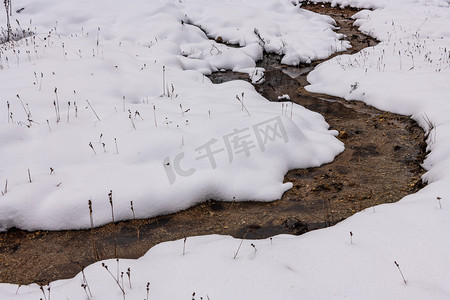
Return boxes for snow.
[183,0,351,64]
[306,0,450,186]
[278,94,291,101]
[1,198,450,300]
[1,0,450,299]
[0,0,347,231]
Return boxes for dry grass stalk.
[114,138,119,154]
[16,94,28,117]
[235,94,250,116]
[67,101,70,122]
[153,105,157,127]
[88,200,99,260]
[135,110,144,120]
[54,88,61,123]
[7,101,10,123]
[394,261,407,285]
[437,196,442,209]
[86,100,101,121]
[15,284,21,295]
[126,268,132,289]
[162,66,166,96]
[39,285,47,300]
[130,201,140,243]
[89,142,96,155]
[39,73,43,91]
[101,263,126,299]
[233,229,249,259]
[108,190,115,222]
[129,111,136,130]
[81,266,93,298]
[109,190,117,257]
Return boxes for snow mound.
[0,0,344,231]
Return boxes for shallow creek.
[0,4,426,285]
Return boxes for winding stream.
[0,4,426,285]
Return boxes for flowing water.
[0,4,426,285]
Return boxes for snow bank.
[183,0,351,64]
[0,0,345,231]
[1,197,450,300]
[307,0,450,186]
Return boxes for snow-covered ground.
[0,0,347,231]
[1,0,450,299]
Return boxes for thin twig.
[233,229,249,259]
[126,268,132,289]
[101,263,126,299]
[235,95,251,116]
[86,100,101,121]
[394,261,407,285]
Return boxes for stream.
[0,4,426,285]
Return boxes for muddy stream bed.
[0,4,426,285]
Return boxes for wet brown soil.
[0,4,426,285]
